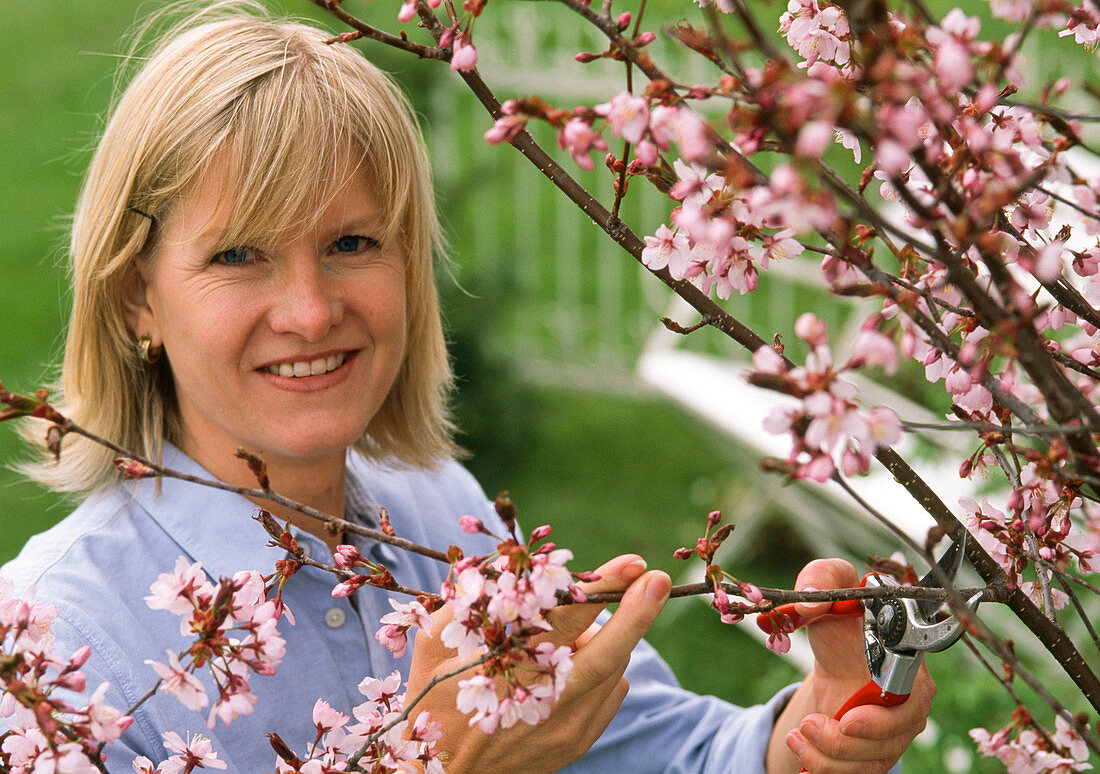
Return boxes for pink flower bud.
[397,0,417,22]
[707,510,722,529]
[673,547,694,560]
[459,515,483,534]
[635,31,656,45]
[331,575,368,598]
[334,545,362,569]
[450,36,478,72]
[794,313,827,347]
[616,11,632,29]
[68,645,92,669]
[740,583,763,604]
[575,51,599,63]
[530,524,553,541]
[114,457,156,479]
[55,672,86,692]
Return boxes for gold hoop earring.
[137,337,162,365]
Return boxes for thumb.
[545,554,648,645]
[793,558,859,620]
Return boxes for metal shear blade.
[913,534,967,619]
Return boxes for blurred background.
[4,2,1097,770]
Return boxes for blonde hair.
[26,5,459,492]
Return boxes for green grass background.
[3,2,1089,771]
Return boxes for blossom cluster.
[748,313,901,482]
[144,558,287,729]
[962,470,1094,595]
[0,577,133,773]
[266,674,444,774]
[971,711,1091,774]
[671,512,779,647]
[393,0,478,71]
[359,513,584,735]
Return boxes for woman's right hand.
[404,554,671,773]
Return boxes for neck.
[180,436,348,556]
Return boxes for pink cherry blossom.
[558,118,608,170]
[146,651,209,712]
[595,92,650,145]
[450,36,478,72]
[160,731,227,774]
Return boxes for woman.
[1,6,932,772]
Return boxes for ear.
[120,263,161,345]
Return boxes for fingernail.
[796,585,829,613]
[800,717,821,742]
[621,558,647,581]
[786,730,805,756]
[645,572,671,601]
[842,720,868,737]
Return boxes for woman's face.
[128,162,407,473]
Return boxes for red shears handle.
[755,598,862,634]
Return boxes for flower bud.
[530,524,553,541]
[616,11,632,29]
[114,457,156,479]
[459,515,484,534]
[739,583,764,604]
[46,423,66,462]
[331,575,368,598]
[378,507,396,536]
[334,545,363,569]
[495,492,517,528]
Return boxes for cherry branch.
[581,582,1001,606]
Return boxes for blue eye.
[334,235,378,253]
[212,246,256,265]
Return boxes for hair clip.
[128,206,155,221]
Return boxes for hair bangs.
[200,44,411,254]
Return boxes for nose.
[267,256,343,341]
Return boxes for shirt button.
[324,608,346,629]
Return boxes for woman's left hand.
[765,558,936,774]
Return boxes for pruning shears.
[756,538,983,770]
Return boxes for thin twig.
[60,420,452,564]
[580,582,1000,606]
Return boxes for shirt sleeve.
[561,632,797,774]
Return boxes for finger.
[794,558,859,619]
[569,571,670,689]
[547,554,649,644]
[796,713,915,764]
[573,621,602,651]
[836,667,934,741]
[576,676,630,750]
[788,726,897,774]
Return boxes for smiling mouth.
[263,352,348,378]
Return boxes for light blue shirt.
[3,445,795,772]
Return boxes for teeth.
[267,352,347,378]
